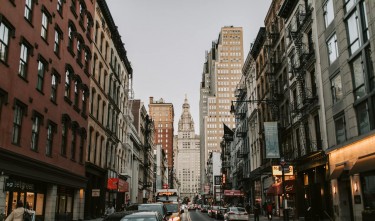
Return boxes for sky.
[106,0,272,134]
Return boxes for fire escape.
[287,4,321,157]
[233,82,249,188]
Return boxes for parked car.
[224,207,248,221]
[208,205,219,217]
[121,211,164,221]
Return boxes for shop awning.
[223,190,244,196]
[350,153,375,175]
[330,164,345,179]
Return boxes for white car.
[224,207,248,221]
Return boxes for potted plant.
[362,208,375,221]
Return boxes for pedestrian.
[254,201,261,221]
[104,203,115,217]
[5,201,35,221]
[266,202,273,220]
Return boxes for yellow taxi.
[164,201,183,221]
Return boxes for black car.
[121,211,164,221]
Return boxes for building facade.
[85,0,133,217]
[148,97,174,188]
[175,96,200,200]
[0,0,93,220]
[314,0,375,220]
[199,26,244,192]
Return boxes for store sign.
[118,179,129,192]
[92,189,100,197]
[264,122,280,158]
[272,165,294,176]
[107,178,119,190]
[5,179,35,192]
[214,176,222,185]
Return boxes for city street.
[185,209,282,221]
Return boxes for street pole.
[281,158,289,221]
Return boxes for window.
[46,121,56,157]
[323,0,334,27]
[36,59,46,91]
[0,21,10,62]
[76,40,82,63]
[334,114,346,145]
[54,28,62,55]
[19,43,30,78]
[31,113,42,151]
[71,127,77,160]
[331,74,343,103]
[24,0,33,22]
[41,12,49,40]
[84,49,90,71]
[356,101,370,135]
[361,172,375,210]
[68,25,75,50]
[61,120,68,156]
[327,34,338,64]
[12,103,25,145]
[79,133,84,163]
[346,10,360,54]
[57,0,63,14]
[51,72,58,102]
[82,89,87,115]
[74,81,79,107]
[352,55,366,100]
[65,69,72,99]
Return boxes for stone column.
[73,189,85,221]
[0,174,9,217]
[45,184,57,221]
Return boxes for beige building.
[175,96,200,199]
[200,26,244,190]
[149,97,175,188]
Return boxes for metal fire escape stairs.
[287,4,320,158]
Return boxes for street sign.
[92,189,100,197]
[272,165,293,176]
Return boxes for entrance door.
[338,177,354,221]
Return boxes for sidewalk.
[248,214,283,221]
[83,219,103,221]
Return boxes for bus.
[155,189,182,221]
[155,189,179,202]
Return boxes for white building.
[175,96,200,199]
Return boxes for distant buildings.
[200,26,244,192]
[175,96,200,200]
[149,97,175,188]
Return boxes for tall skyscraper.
[175,96,200,199]
[149,97,175,187]
[199,26,244,191]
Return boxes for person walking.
[253,201,261,221]
[266,202,273,221]
[104,203,115,217]
[5,201,34,221]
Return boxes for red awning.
[223,190,244,196]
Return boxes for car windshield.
[231,207,246,212]
[165,204,178,213]
[138,205,164,216]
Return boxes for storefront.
[328,133,375,221]
[84,163,106,219]
[0,149,87,221]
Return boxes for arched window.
[68,22,76,50]
[90,88,96,114]
[64,67,73,99]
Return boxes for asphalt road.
[186,209,218,221]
